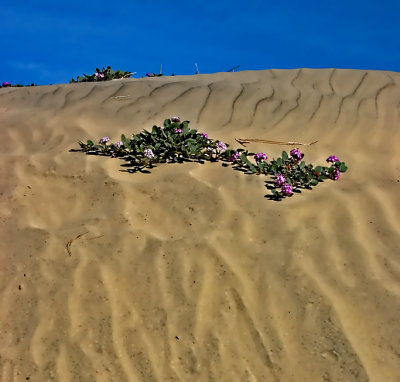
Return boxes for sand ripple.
[1,69,400,381]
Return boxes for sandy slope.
[0,69,400,381]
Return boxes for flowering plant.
[146,73,164,77]
[70,66,133,83]
[77,118,347,199]
[231,148,347,199]
[1,81,35,88]
[77,118,229,171]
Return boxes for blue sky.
[1,0,399,85]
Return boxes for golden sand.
[1,69,400,381]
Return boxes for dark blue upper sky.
[1,0,399,85]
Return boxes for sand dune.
[1,69,400,381]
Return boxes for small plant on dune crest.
[1,81,36,88]
[76,118,348,200]
[146,73,164,77]
[70,66,134,83]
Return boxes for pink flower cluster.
[230,152,240,162]
[326,155,339,163]
[254,152,267,162]
[290,148,302,162]
[281,183,293,196]
[275,173,285,187]
[332,168,340,180]
[144,148,155,159]
[99,137,110,144]
[216,141,227,152]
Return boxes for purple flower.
[275,173,285,187]
[326,155,339,163]
[332,168,340,180]
[2,81,11,87]
[174,128,183,134]
[99,137,110,144]
[201,132,209,139]
[114,141,123,148]
[144,148,155,159]
[230,152,240,162]
[254,152,267,162]
[94,72,104,78]
[216,141,227,152]
[281,183,293,196]
[290,148,302,162]
[146,73,152,77]
[171,116,181,123]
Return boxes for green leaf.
[314,166,322,173]
[258,162,265,171]
[182,125,190,135]
[240,153,250,163]
[121,134,131,149]
[276,158,282,166]
[249,163,257,173]
[282,151,288,161]
[240,153,257,172]
[310,179,319,186]
[87,140,94,147]
[300,161,305,168]
[339,163,348,172]
[160,128,168,139]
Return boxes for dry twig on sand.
[66,232,88,256]
[235,138,318,147]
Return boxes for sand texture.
[1,69,400,381]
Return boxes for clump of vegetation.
[231,149,347,199]
[70,66,133,83]
[78,117,227,167]
[145,73,164,77]
[76,118,347,200]
[1,81,35,88]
